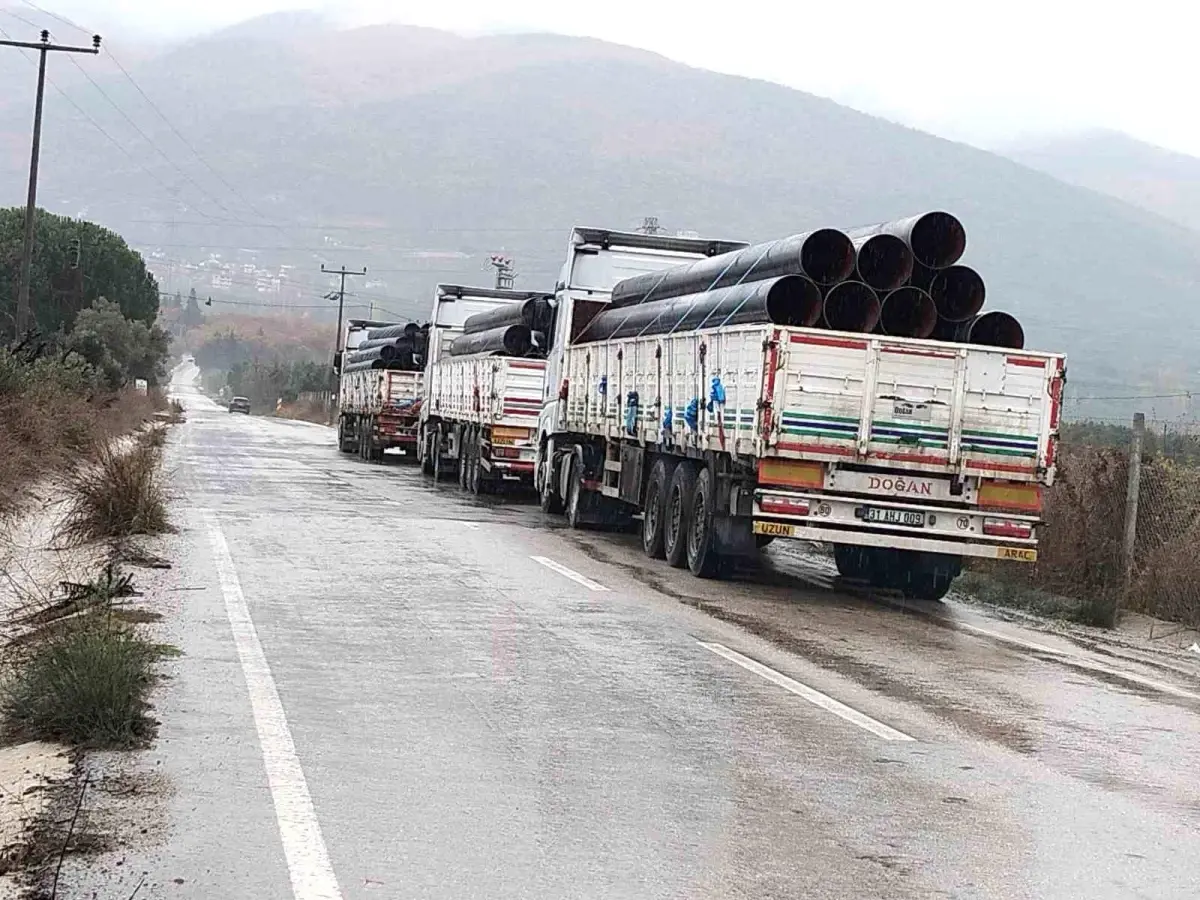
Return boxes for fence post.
[1122,412,1145,589]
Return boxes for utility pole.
[321,263,366,379]
[1,29,102,337]
[489,254,515,290]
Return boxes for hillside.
[1,16,1198,414]
[1005,130,1200,235]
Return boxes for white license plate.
[863,507,926,528]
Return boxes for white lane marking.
[462,522,480,530]
[200,510,343,900]
[698,641,915,742]
[955,622,1200,702]
[530,556,610,592]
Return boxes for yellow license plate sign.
[753,521,796,538]
[996,546,1038,563]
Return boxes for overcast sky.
[23,0,1200,157]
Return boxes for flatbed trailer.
[418,284,550,491]
[534,228,1065,600]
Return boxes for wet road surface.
[65,366,1200,898]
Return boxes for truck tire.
[565,451,588,530]
[687,466,724,578]
[418,428,433,475]
[833,544,870,581]
[458,427,470,489]
[755,535,775,550]
[337,418,353,454]
[897,551,962,602]
[663,461,697,569]
[641,457,673,559]
[538,447,563,514]
[433,427,450,482]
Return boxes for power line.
[16,0,91,37]
[62,54,240,222]
[0,24,214,223]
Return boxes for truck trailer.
[533,228,1065,600]
[418,284,552,492]
[336,318,424,461]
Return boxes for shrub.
[59,442,169,544]
[1,615,158,748]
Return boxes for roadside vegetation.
[963,426,1200,629]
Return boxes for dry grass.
[969,443,1200,628]
[0,389,159,518]
[58,443,170,546]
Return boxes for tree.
[181,288,205,329]
[65,298,171,389]
[0,207,161,339]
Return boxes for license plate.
[863,507,926,527]
[997,546,1038,562]
[753,521,796,538]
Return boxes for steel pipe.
[878,286,937,338]
[822,281,881,333]
[927,265,985,322]
[959,311,1025,349]
[448,324,534,357]
[576,275,822,343]
[367,322,423,341]
[852,233,914,292]
[609,229,855,308]
[463,298,554,335]
[847,212,965,270]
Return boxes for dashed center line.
[530,556,610,591]
[698,641,915,742]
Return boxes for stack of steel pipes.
[448,294,555,358]
[341,322,431,373]
[576,211,1024,350]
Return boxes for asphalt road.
[64,364,1200,898]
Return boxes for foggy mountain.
[1004,129,1200,235]
[1,13,1198,415]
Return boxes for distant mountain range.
[1004,129,1200,235]
[1,10,1198,418]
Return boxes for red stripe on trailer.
[872,450,950,464]
[1007,356,1046,368]
[881,346,956,360]
[507,361,545,370]
[965,459,1038,475]
[790,334,868,350]
[776,440,855,457]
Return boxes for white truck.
[417,284,551,492]
[336,318,424,461]
[534,228,1066,600]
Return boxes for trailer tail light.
[978,480,1042,513]
[492,445,521,459]
[759,494,811,517]
[983,518,1033,540]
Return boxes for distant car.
[229,397,251,415]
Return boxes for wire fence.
[987,417,1200,629]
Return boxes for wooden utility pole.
[1,29,102,336]
[1122,412,1146,589]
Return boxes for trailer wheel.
[687,466,723,578]
[833,544,870,581]
[663,461,697,569]
[468,429,486,495]
[457,428,469,489]
[337,417,354,454]
[538,447,563,514]
[755,535,775,550]
[894,551,962,602]
[641,457,673,559]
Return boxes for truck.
[533,228,1066,601]
[336,318,424,461]
[417,285,552,492]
